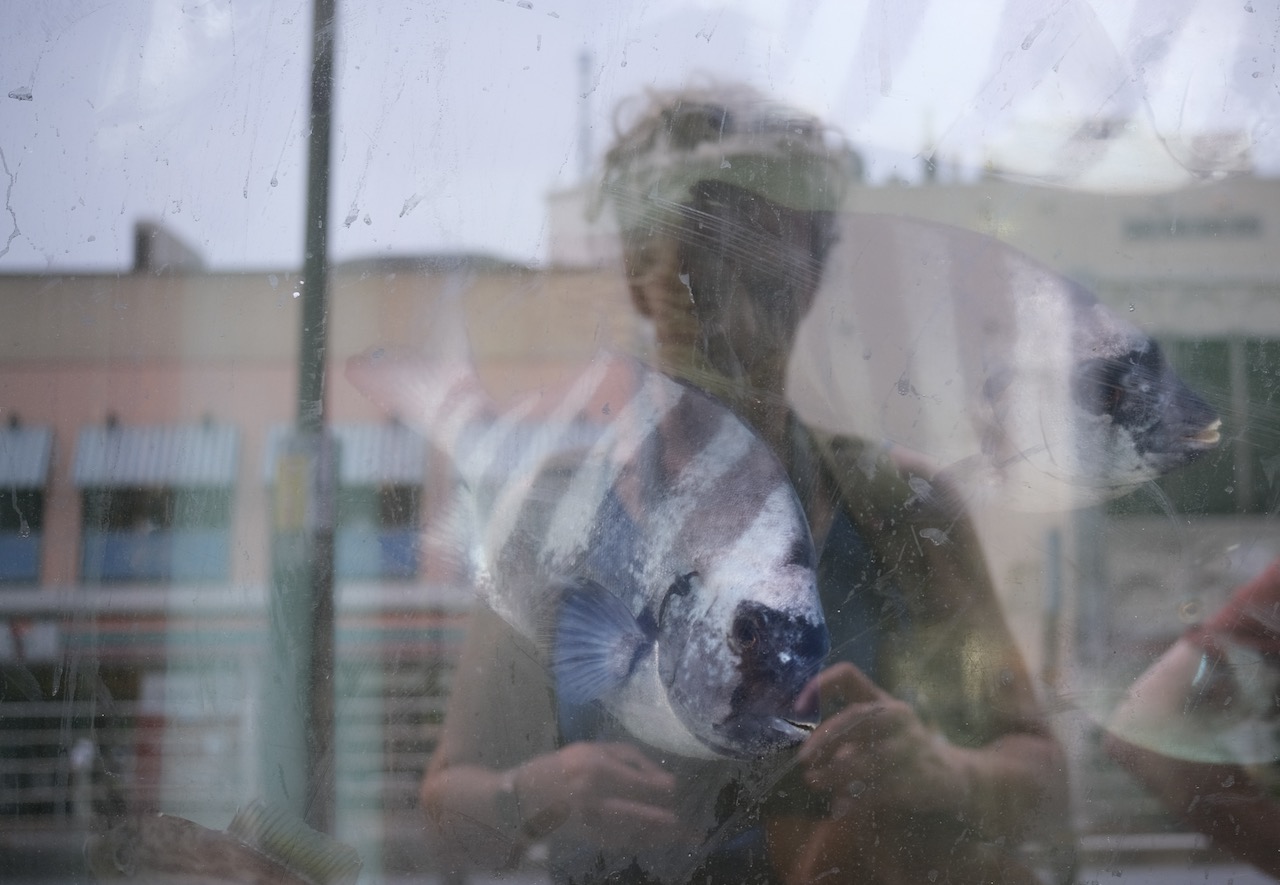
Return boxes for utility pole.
[578,50,593,181]
[267,0,338,836]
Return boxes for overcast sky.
[1,0,1276,272]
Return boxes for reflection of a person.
[420,85,1072,884]
[1104,558,1280,880]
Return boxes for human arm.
[764,639,1066,885]
[766,435,1072,883]
[1102,641,1280,877]
[418,607,685,869]
[812,437,1070,836]
[794,661,1064,829]
[1102,564,1280,882]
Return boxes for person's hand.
[794,663,969,814]
[513,741,688,853]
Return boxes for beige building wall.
[0,262,642,590]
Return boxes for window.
[2,4,1278,884]
[0,425,50,584]
[333,483,420,580]
[75,424,239,583]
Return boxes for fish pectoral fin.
[552,577,653,707]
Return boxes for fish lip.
[709,714,818,758]
[770,715,818,741]
[1181,418,1222,449]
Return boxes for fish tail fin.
[347,345,488,441]
[227,800,362,885]
[345,271,501,471]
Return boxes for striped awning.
[73,424,239,488]
[264,424,427,486]
[0,427,53,488]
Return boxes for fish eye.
[1076,356,1139,418]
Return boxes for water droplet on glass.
[270,176,279,187]
[1128,304,1135,312]
[268,274,279,289]
[292,291,300,299]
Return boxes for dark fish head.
[1071,335,1221,485]
[654,487,829,759]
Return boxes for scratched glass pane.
[1,3,1278,884]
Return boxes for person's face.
[676,180,836,384]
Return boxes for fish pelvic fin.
[551,577,654,708]
[228,800,362,885]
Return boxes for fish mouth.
[709,713,818,758]
[770,715,819,742]
[1182,418,1222,449]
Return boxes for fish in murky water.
[788,213,1221,511]
[85,801,361,885]
[348,350,829,759]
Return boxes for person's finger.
[797,701,886,765]
[597,796,682,829]
[796,662,884,716]
[802,743,876,790]
[601,742,675,780]
[592,745,678,802]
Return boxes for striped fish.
[788,212,1221,512]
[347,350,829,760]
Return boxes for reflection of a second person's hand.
[795,663,967,814]
[515,741,687,851]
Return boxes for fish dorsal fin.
[552,577,654,707]
[227,801,362,885]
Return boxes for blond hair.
[599,85,850,281]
